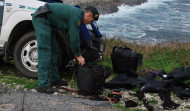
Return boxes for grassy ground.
[103,38,190,72]
[1,38,190,111]
[0,63,38,90]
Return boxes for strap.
[112,46,119,53]
[137,54,143,66]
[122,45,132,51]
[107,97,118,103]
[112,45,132,53]
[57,86,79,94]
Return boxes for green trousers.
[32,15,60,88]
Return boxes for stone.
[31,89,37,92]
[53,92,58,95]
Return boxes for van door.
[0,0,4,35]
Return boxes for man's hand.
[76,56,85,66]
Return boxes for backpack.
[111,46,142,78]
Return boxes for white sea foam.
[98,0,190,42]
[100,0,175,18]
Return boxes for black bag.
[77,63,111,93]
[111,46,142,77]
[81,48,100,62]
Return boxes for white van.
[0,0,105,79]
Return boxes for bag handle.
[112,46,119,53]
[112,45,132,53]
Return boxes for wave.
[97,0,190,43]
[100,0,176,18]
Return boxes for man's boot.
[50,79,68,87]
[36,86,58,94]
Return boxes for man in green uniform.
[32,3,99,94]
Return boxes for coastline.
[63,0,148,14]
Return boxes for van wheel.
[13,31,63,79]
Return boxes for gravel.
[0,83,115,111]
[1,82,190,111]
[0,90,114,111]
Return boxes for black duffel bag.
[77,63,111,93]
[111,46,142,77]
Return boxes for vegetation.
[148,99,158,104]
[1,38,190,88]
[103,38,190,72]
[114,103,147,111]
[0,63,38,89]
[1,38,190,110]
[185,105,190,109]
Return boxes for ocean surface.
[97,0,190,43]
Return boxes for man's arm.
[68,16,85,66]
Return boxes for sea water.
[97,0,190,43]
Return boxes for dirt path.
[0,90,118,111]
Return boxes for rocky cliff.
[63,0,147,14]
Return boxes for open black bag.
[111,46,142,78]
[81,48,100,63]
[77,63,111,93]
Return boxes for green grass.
[0,105,6,109]
[140,50,189,72]
[185,105,190,109]
[60,72,77,88]
[183,79,190,84]
[0,73,37,89]
[148,99,158,104]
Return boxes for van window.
[0,0,4,34]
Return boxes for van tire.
[13,31,63,79]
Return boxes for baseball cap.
[88,6,99,21]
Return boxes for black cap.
[88,6,99,21]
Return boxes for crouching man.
[32,3,99,94]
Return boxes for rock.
[24,88,28,91]
[175,100,179,103]
[7,84,11,87]
[58,89,65,93]
[15,85,21,90]
[74,94,79,98]
[63,0,147,14]
[57,92,62,95]
[31,89,37,92]
[2,82,6,86]
[53,92,58,95]
[20,85,24,89]
[145,93,153,98]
